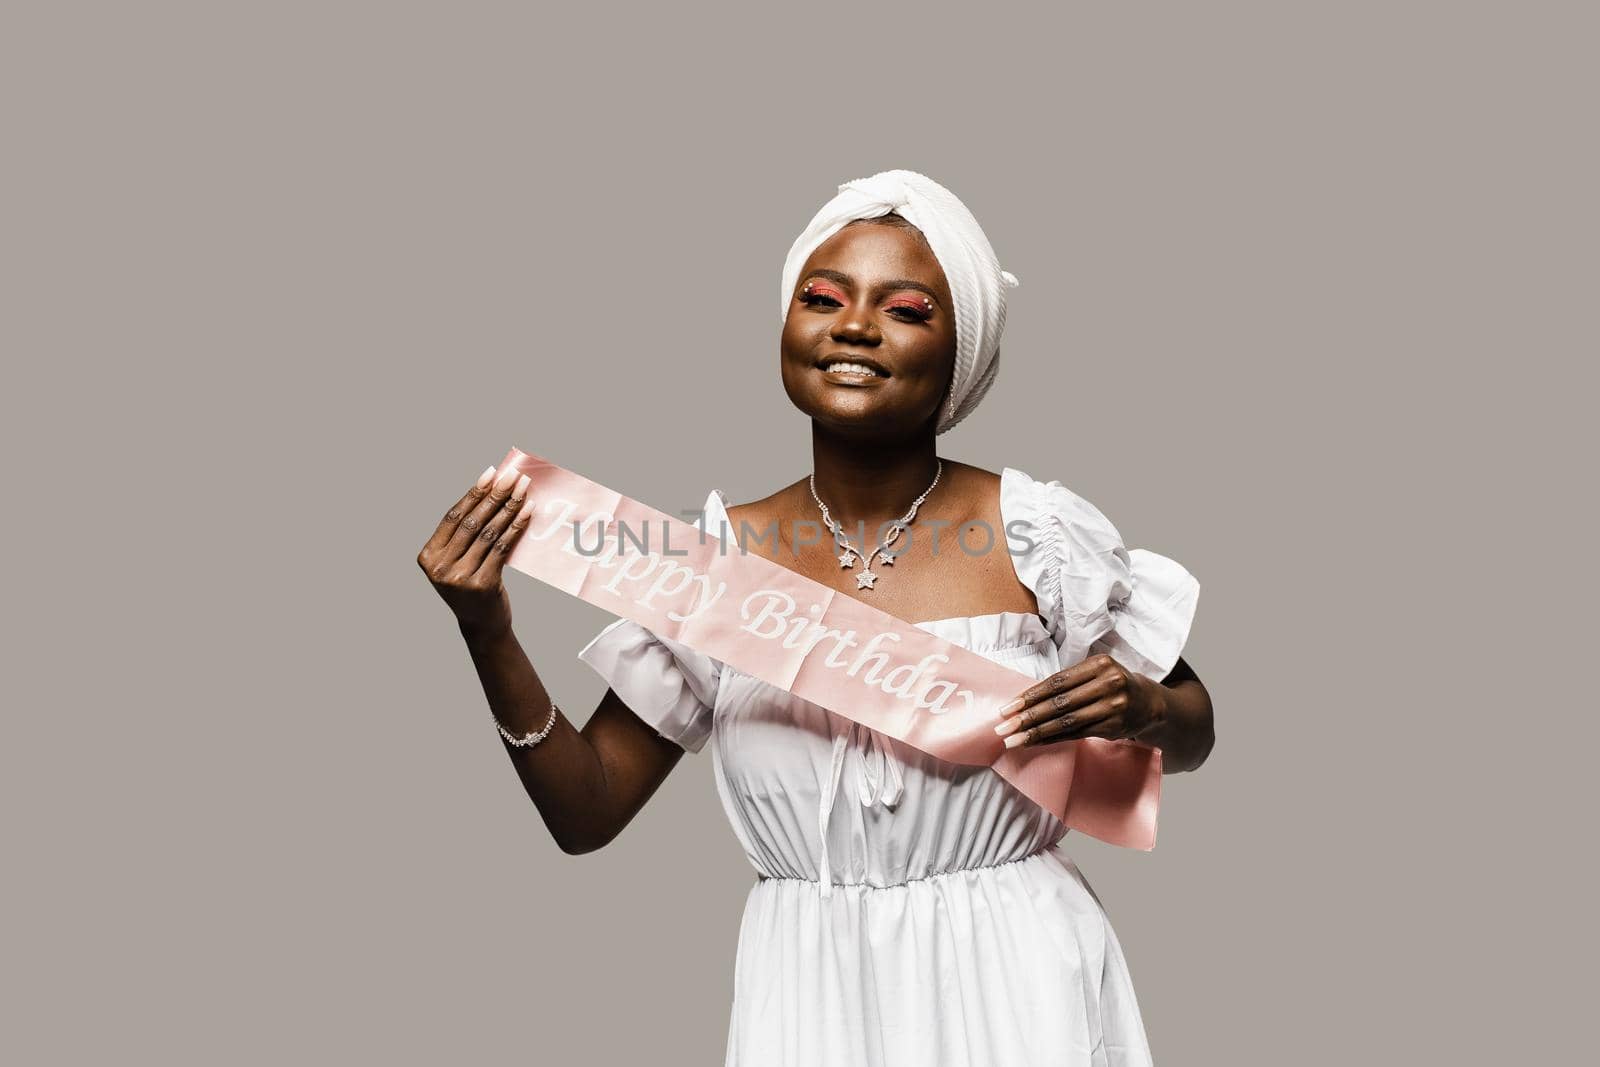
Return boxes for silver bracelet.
[495,700,560,748]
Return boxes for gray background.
[6,2,1592,1063]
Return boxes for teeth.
[825,362,880,376]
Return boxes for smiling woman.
[781,221,958,437]
[420,169,1213,1066]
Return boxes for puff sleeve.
[577,617,722,753]
[1001,467,1199,681]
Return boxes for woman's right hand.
[418,464,535,638]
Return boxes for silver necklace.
[809,460,943,591]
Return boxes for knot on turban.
[780,169,1020,434]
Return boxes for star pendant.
[856,569,877,590]
[838,551,856,568]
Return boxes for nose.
[831,309,881,347]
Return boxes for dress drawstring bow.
[817,722,904,900]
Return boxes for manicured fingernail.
[516,498,536,524]
[1003,732,1027,749]
[476,466,496,488]
[994,715,1021,737]
[494,466,520,492]
[997,697,1024,718]
[514,474,530,498]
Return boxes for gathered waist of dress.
[753,842,1059,893]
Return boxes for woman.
[418,170,1215,1066]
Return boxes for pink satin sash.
[497,447,1162,850]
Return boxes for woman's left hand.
[993,653,1166,749]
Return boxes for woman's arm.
[421,465,684,855]
[1130,656,1215,774]
[460,621,686,853]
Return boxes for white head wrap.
[780,169,1020,434]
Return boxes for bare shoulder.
[938,458,1004,525]
[723,479,803,528]
[944,458,1002,488]
[722,478,811,561]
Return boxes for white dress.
[578,467,1200,1067]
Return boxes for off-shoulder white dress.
[578,467,1200,1067]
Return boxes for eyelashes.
[798,287,934,322]
[884,298,934,322]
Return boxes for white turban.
[780,169,1020,435]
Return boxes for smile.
[817,355,890,380]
